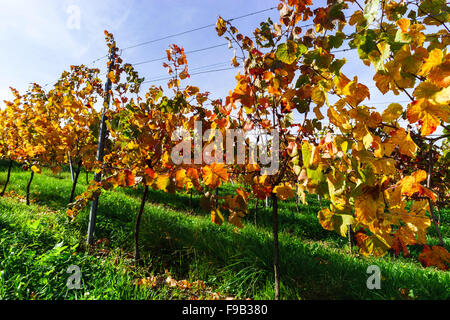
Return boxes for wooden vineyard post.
[272,193,280,300]
[87,50,115,245]
[68,151,75,182]
[135,185,149,263]
[347,225,353,255]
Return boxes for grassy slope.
[0,162,448,300]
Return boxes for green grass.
[0,198,161,300]
[0,161,448,300]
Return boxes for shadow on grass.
[135,204,449,300]
[1,164,449,300]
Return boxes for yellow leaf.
[107,71,117,84]
[185,86,199,97]
[413,81,441,100]
[434,86,450,105]
[373,72,390,94]
[349,10,364,26]
[127,141,139,150]
[407,99,450,136]
[310,145,321,168]
[211,208,224,226]
[398,170,436,201]
[402,202,431,245]
[273,184,294,201]
[382,103,403,122]
[216,17,227,37]
[343,78,370,107]
[161,151,170,166]
[418,49,443,76]
[353,125,373,150]
[115,170,135,187]
[328,105,350,128]
[155,175,170,192]
[354,232,390,257]
[228,211,245,229]
[31,166,41,174]
[400,130,418,158]
[318,208,334,231]
[179,69,190,80]
[355,193,384,225]
[384,128,418,157]
[312,86,327,108]
[313,105,324,120]
[231,55,240,68]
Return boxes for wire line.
[142,67,236,84]
[121,7,277,52]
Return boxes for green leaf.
[301,142,326,187]
[419,0,445,16]
[358,29,378,57]
[276,40,299,64]
[328,31,346,49]
[295,98,310,113]
[295,75,310,88]
[330,58,346,75]
[297,44,307,57]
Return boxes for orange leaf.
[202,163,229,189]
[396,18,410,33]
[407,99,449,136]
[419,246,450,270]
[107,71,117,83]
[398,170,436,201]
[175,169,187,188]
[144,168,157,185]
[186,168,199,180]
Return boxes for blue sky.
[0,0,276,101]
[0,0,412,123]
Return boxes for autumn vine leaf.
[398,170,436,201]
[419,245,450,271]
[273,183,294,201]
[211,208,224,226]
[202,163,229,189]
